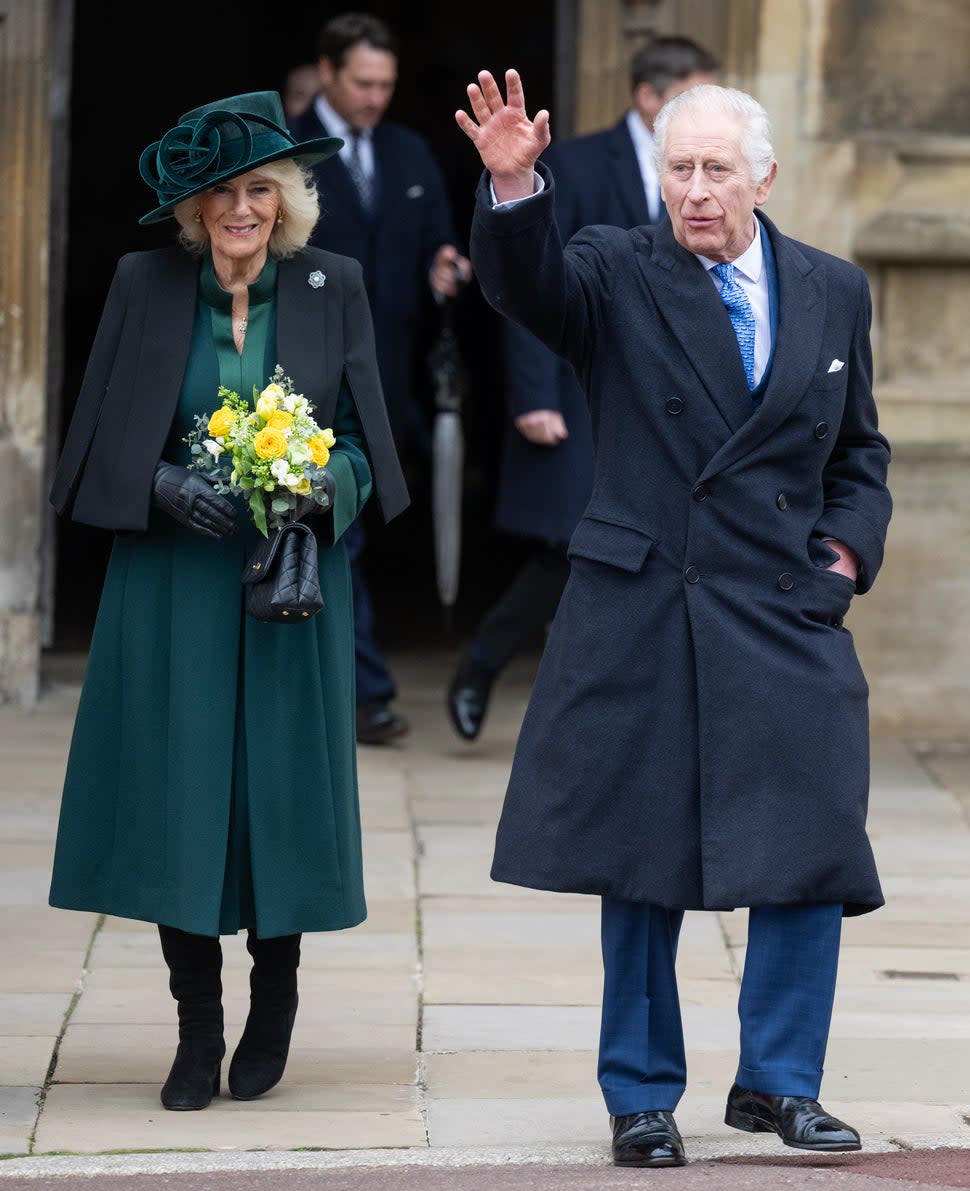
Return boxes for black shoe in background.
[446,654,497,742]
[356,700,409,745]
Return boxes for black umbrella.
[427,299,466,628]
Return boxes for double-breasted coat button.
[814,421,829,439]
[685,566,700,583]
[693,483,708,502]
[666,397,684,414]
[778,572,794,591]
[776,492,788,510]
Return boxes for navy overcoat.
[473,167,892,916]
[497,119,656,543]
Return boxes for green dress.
[49,255,374,939]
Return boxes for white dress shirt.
[313,94,374,178]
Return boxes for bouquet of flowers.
[184,364,336,537]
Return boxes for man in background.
[282,62,319,119]
[447,36,720,742]
[290,11,471,744]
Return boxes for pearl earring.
[194,208,202,223]
[276,209,285,225]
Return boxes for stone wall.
[0,0,52,705]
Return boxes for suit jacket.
[288,107,457,447]
[51,245,409,530]
[473,165,893,914]
[498,118,658,543]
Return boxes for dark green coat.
[49,247,408,937]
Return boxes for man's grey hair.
[653,84,775,185]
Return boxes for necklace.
[235,316,248,335]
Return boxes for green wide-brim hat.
[138,90,342,225]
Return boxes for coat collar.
[155,249,335,421]
[641,210,826,467]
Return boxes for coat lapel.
[642,221,754,434]
[276,256,334,421]
[140,251,198,437]
[309,109,372,226]
[698,213,827,479]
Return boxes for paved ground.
[1,644,968,1186]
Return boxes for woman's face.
[199,170,280,268]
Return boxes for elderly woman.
[48,91,408,1110]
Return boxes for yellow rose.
[308,434,331,466]
[207,406,235,436]
[267,409,293,430]
[320,427,336,448]
[294,476,312,496]
[253,427,288,459]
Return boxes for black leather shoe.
[724,1083,861,1151]
[446,654,496,741]
[356,700,409,745]
[611,1111,687,1167]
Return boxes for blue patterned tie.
[711,262,756,390]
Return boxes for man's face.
[634,71,719,131]
[318,43,397,130]
[660,107,776,262]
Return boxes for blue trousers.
[598,897,843,1116]
[344,517,395,705]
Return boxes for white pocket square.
[827,359,845,373]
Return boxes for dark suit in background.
[289,105,456,450]
[447,36,720,742]
[290,12,470,744]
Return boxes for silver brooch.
[308,270,326,289]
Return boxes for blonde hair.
[173,159,321,258]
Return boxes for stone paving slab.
[33,1085,427,1154]
[1,654,968,1167]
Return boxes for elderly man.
[456,71,891,1167]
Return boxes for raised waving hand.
[455,69,551,202]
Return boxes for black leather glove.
[293,471,335,522]
[152,461,236,540]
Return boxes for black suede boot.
[228,930,301,1100]
[157,925,225,1110]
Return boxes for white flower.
[289,441,310,465]
[270,459,291,481]
[203,439,224,459]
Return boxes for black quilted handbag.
[241,521,324,623]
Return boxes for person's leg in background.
[447,540,569,741]
[344,516,409,744]
[725,902,861,1151]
